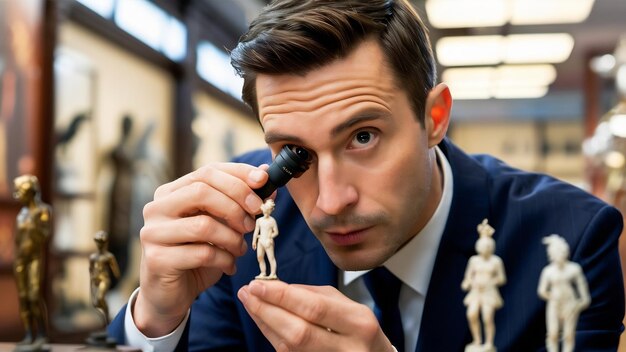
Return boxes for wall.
[57,21,174,237]
[49,21,175,334]
[449,120,585,186]
[193,92,265,166]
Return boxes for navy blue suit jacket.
[109,139,624,351]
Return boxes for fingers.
[136,162,269,336]
[146,184,256,235]
[143,241,238,276]
[152,164,267,230]
[239,281,393,351]
[292,284,347,300]
[241,280,377,334]
[142,215,248,257]
[239,284,340,352]
[144,183,254,238]
[154,162,267,203]
[141,162,268,264]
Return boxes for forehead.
[256,40,399,134]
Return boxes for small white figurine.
[252,199,279,280]
[537,234,590,352]
[462,219,507,352]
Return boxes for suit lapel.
[416,139,491,352]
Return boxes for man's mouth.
[325,226,373,246]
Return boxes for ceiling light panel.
[504,34,574,64]
[426,0,595,28]
[441,67,495,100]
[436,34,574,66]
[492,86,549,99]
[495,64,557,87]
[443,67,493,100]
[442,65,556,100]
[510,0,595,25]
[442,67,494,89]
[448,88,493,100]
[425,0,509,28]
[436,36,504,66]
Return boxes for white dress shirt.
[124,146,453,352]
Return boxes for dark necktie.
[363,266,405,352]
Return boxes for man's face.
[257,40,443,270]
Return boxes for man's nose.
[315,157,358,215]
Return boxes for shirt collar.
[343,146,454,295]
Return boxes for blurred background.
[0,0,625,345]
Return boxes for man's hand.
[133,163,268,337]
[238,280,395,352]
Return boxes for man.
[109,0,624,351]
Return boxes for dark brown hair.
[230,0,436,126]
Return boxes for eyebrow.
[264,113,389,145]
[330,114,387,137]
[264,132,305,145]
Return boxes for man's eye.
[348,131,378,149]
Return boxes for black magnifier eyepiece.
[292,146,309,161]
[253,144,312,199]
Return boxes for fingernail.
[249,280,265,296]
[244,216,255,232]
[249,169,265,183]
[238,287,249,302]
[245,194,262,213]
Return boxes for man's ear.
[424,83,452,148]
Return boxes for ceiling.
[225,0,626,121]
[413,0,626,121]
